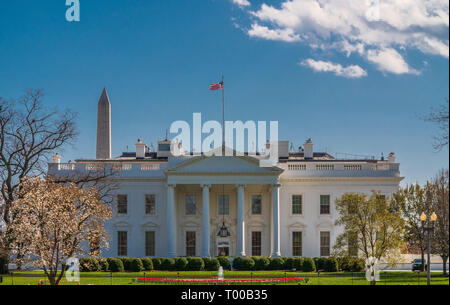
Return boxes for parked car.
[412,259,427,271]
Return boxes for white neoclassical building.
[48,89,403,258]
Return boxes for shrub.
[161,258,176,270]
[268,257,285,270]
[187,257,204,271]
[252,257,270,270]
[107,258,124,272]
[284,257,303,270]
[98,258,109,272]
[203,257,220,271]
[315,257,328,271]
[232,257,255,271]
[128,258,143,272]
[152,258,162,270]
[141,257,153,271]
[337,257,365,272]
[79,257,100,272]
[119,257,134,271]
[175,257,188,271]
[324,257,339,272]
[350,258,365,272]
[302,258,316,272]
[217,257,231,270]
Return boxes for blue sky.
[0,0,448,185]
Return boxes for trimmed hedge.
[233,257,255,271]
[129,258,143,272]
[187,257,205,271]
[252,256,270,270]
[161,258,176,270]
[141,257,153,271]
[98,258,109,272]
[302,258,316,272]
[324,257,339,272]
[175,257,189,270]
[284,257,303,270]
[107,258,124,272]
[203,257,220,271]
[217,257,231,270]
[337,256,365,272]
[268,257,285,270]
[152,258,163,270]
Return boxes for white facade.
[47,90,403,258]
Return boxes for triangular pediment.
[165,147,283,175]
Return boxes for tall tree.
[9,177,112,285]
[424,99,449,151]
[334,191,405,285]
[0,89,77,272]
[399,183,433,271]
[431,169,449,276]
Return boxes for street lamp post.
[420,212,437,286]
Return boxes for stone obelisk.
[96,88,111,159]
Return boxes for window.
[292,195,302,215]
[320,231,331,257]
[117,195,128,214]
[251,231,262,256]
[320,195,330,215]
[186,231,196,256]
[145,194,156,215]
[218,195,229,215]
[117,231,127,256]
[185,195,196,215]
[292,232,302,256]
[252,195,262,215]
[145,231,155,256]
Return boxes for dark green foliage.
[232,257,255,270]
[324,257,339,272]
[175,257,188,270]
[141,257,153,271]
[107,258,124,272]
[152,258,162,270]
[268,257,285,270]
[128,258,143,272]
[161,258,175,270]
[79,257,100,272]
[217,256,231,270]
[302,257,316,272]
[187,257,205,271]
[203,257,220,271]
[338,256,365,272]
[252,256,270,270]
[98,258,109,272]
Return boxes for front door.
[218,246,229,256]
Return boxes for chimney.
[52,153,61,164]
[135,138,146,159]
[304,138,314,159]
[96,88,112,159]
[387,152,396,163]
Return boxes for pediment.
[165,148,283,175]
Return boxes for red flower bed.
[138,277,303,283]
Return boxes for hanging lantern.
[217,221,231,238]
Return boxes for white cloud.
[366,48,419,75]
[248,23,300,42]
[300,59,368,78]
[232,0,251,8]
[242,0,449,75]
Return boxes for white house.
[48,89,403,258]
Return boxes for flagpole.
[222,75,225,152]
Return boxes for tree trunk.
[370,280,376,285]
[0,252,9,274]
[442,255,448,276]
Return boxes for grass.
[0,270,448,285]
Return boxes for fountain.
[218,266,224,281]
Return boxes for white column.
[166,184,176,258]
[236,184,246,256]
[201,184,211,257]
[271,184,281,257]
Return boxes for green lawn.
[1,270,448,285]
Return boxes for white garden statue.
[218,266,224,281]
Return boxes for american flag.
[209,82,223,90]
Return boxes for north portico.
[164,150,284,258]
